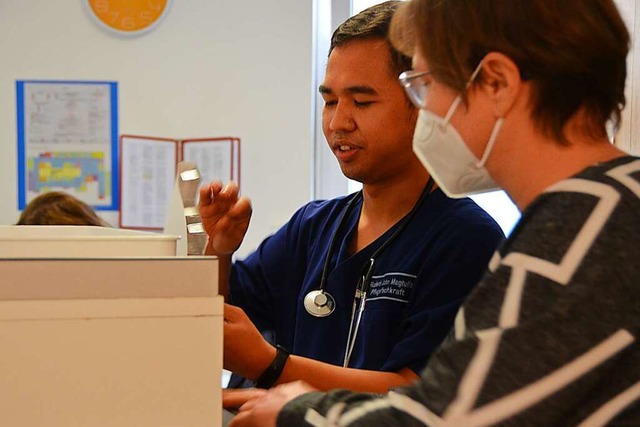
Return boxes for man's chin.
[340,169,364,184]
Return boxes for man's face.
[320,38,420,185]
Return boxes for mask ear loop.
[442,61,485,126]
[462,59,505,169]
[442,97,463,125]
[476,117,504,168]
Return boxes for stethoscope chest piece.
[304,289,336,317]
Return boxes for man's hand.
[224,304,276,380]
[223,388,268,411]
[198,181,252,255]
[229,381,318,427]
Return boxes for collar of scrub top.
[341,177,436,367]
[314,176,436,303]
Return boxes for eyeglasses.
[398,70,431,108]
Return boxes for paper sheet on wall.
[16,80,118,210]
[182,138,240,192]
[119,136,178,229]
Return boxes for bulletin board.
[119,135,240,230]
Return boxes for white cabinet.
[0,257,223,427]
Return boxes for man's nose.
[329,102,356,132]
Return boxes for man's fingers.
[199,181,223,204]
[221,181,239,196]
[237,400,257,413]
[224,303,245,322]
[228,410,250,427]
[200,181,238,211]
[227,197,252,221]
[223,388,267,409]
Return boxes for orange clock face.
[87,0,172,34]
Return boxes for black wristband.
[255,344,290,389]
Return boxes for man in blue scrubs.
[199,1,503,399]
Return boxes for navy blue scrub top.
[230,189,504,374]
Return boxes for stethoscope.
[303,178,435,366]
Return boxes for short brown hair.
[330,1,412,77]
[17,191,109,226]
[391,0,630,143]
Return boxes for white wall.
[0,0,314,257]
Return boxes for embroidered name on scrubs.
[368,272,415,303]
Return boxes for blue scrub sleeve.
[382,215,504,374]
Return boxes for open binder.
[119,134,240,230]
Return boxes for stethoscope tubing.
[305,178,436,367]
[343,258,374,367]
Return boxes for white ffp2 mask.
[412,95,503,198]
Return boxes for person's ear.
[478,52,523,118]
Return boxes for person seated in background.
[226,0,640,426]
[198,0,504,403]
[17,191,109,226]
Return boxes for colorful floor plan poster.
[16,80,118,210]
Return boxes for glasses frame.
[398,70,431,109]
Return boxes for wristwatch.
[255,344,290,389]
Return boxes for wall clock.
[85,0,173,36]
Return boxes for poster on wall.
[16,80,119,210]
